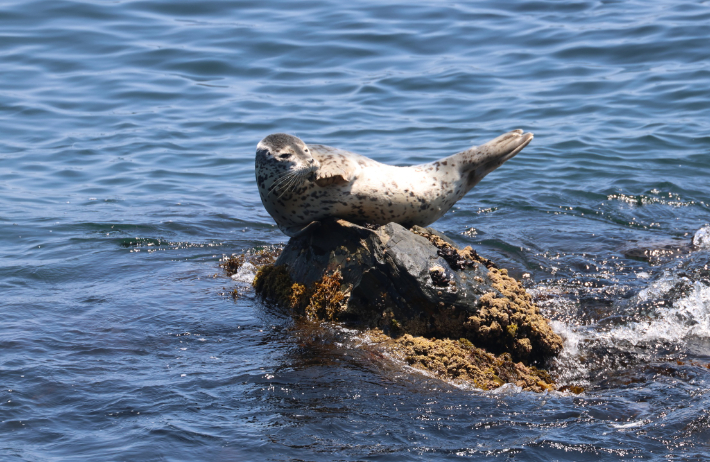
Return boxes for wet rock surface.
[259,218,562,366]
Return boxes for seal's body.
[255,130,533,236]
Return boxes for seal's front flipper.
[280,221,321,238]
[314,171,350,186]
[308,144,360,186]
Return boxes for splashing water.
[693,225,710,249]
[612,281,710,346]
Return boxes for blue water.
[2,0,710,460]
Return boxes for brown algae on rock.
[304,270,347,320]
[250,260,560,392]
[241,221,565,392]
[464,266,563,361]
[253,265,347,321]
[411,226,497,270]
[220,245,283,276]
[220,245,284,299]
[252,264,296,306]
[364,330,555,393]
[411,227,563,363]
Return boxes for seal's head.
[255,133,319,200]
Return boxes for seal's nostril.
[309,159,314,164]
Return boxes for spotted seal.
[255,130,533,236]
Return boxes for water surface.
[2,0,710,460]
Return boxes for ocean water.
[2,0,710,460]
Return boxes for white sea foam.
[489,382,524,395]
[610,281,710,345]
[544,270,710,386]
[231,262,257,283]
[549,276,710,354]
[633,270,685,305]
[549,318,593,387]
[611,420,647,429]
[549,320,585,356]
[693,224,710,249]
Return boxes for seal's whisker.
[269,176,290,193]
[268,171,298,197]
[286,169,309,197]
[269,172,297,198]
[274,177,293,198]
[276,170,305,199]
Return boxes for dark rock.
[271,218,562,364]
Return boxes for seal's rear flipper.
[457,129,533,191]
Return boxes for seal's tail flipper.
[459,129,533,190]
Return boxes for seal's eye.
[279,153,292,159]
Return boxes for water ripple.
[2,0,710,459]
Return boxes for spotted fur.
[255,130,533,236]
